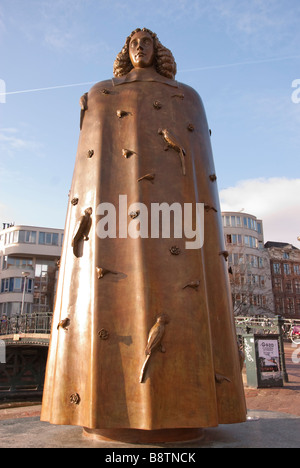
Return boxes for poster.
[257,339,281,381]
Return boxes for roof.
[264,241,299,250]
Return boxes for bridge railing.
[0,313,52,335]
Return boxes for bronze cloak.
[41,71,246,430]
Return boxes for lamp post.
[21,271,30,316]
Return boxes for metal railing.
[235,315,300,340]
[0,313,52,335]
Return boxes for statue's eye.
[130,40,137,48]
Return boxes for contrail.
[0,81,97,97]
[1,54,300,97]
[178,54,300,73]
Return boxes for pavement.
[0,342,299,448]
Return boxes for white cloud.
[0,128,43,157]
[220,177,300,246]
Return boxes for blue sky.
[0,0,300,245]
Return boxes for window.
[0,277,32,293]
[283,264,291,275]
[244,217,258,231]
[295,281,300,294]
[244,235,258,248]
[274,278,282,292]
[286,298,295,315]
[275,297,284,315]
[273,263,281,274]
[13,278,22,291]
[294,265,300,275]
[226,234,232,244]
[283,252,290,259]
[17,230,36,244]
[285,280,293,292]
[3,256,33,270]
[33,260,57,313]
[230,234,242,245]
[0,302,32,318]
[39,232,59,246]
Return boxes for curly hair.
[113,28,177,80]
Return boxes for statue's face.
[129,31,154,69]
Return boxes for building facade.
[222,212,274,316]
[0,225,63,320]
[265,241,300,319]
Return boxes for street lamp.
[21,271,30,316]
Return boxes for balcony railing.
[0,313,52,335]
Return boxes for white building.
[222,212,274,316]
[0,224,63,318]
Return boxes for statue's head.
[113,28,177,80]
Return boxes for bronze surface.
[41,28,246,432]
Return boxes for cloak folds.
[41,72,246,430]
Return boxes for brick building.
[265,241,300,319]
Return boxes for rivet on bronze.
[57,318,70,331]
[70,393,80,405]
[71,197,79,206]
[101,88,111,94]
[98,328,109,340]
[87,149,94,158]
[122,148,136,159]
[204,204,217,213]
[129,210,140,219]
[137,173,155,183]
[209,174,217,182]
[182,280,200,291]
[187,124,194,132]
[170,246,181,255]
[153,100,162,109]
[219,251,229,262]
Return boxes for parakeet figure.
[158,128,186,175]
[71,207,92,257]
[139,314,170,383]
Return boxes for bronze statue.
[41,28,246,441]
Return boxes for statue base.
[83,427,204,444]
